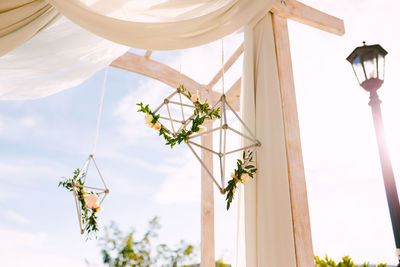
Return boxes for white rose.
[145,113,153,126]
[241,173,250,183]
[197,125,207,134]
[85,194,100,209]
[191,94,199,103]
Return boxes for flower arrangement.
[137,85,221,148]
[59,169,102,237]
[137,85,258,210]
[225,150,257,210]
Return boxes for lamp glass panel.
[363,51,378,80]
[351,55,366,84]
[377,54,385,80]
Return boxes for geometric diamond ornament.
[72,154,109,234]
[152,86,199,136]
[186,94,261,194]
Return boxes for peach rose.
[191,94,199,103]
[85,194,100,209]
[145,113,153,126]
[95,206,103,214]
[241,173,250,183]
[154,121,161,131]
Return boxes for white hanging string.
[92,67,109,155]
[221,39,225,95]
[178,62,185,122]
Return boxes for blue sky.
[2,0,400,266]
[0,32,243,266]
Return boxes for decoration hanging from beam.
[186,93,260,209]
[137,85,221,148]
[59,155,109,237]
[137,85,260,209]
[58,68,110,238]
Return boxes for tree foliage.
[315,255,387,267]
[98,217,195,267]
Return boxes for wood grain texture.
[271,0,345,36]
[272,13,314,267]
[225,77,241,111]
[111,52,227,108]
[144,50,152,59]
[208,43,244,89]
[201,120,215,267]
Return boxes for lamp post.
[347,42,400,265]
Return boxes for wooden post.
[272,14,314,267]
[201,120,215,267]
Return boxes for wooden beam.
[225,77,241,111]
[111,52,222,104]
[111,51,240,110]
[272,13,314,267]
[111,52,201,92]
[144,50,152,59]
[208,43,244,89]
[271,0,345,36]
[201,120,215,267]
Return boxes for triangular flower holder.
[152,87,197,136]
[72,154,109,234]
[186,94,261,194]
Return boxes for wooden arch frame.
[109,0,345,266]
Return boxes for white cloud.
[113,79,172,144]
[154,151,201,205]
[0,114,38,140]
[3,210,30,225]
[0,158,62,184]
[0,229,85,267]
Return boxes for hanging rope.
[221,39,225,95]
[92,66,109,156]
[179,62,182,85]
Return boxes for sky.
[1,0,400,266]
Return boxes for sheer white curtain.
[237,13,297,267]
[0,0,274,99]
[47,0,274,50]
[0,17,128,100]
[0,0,60,56]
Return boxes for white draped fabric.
[0,17,128,99]
[0,0,60,56]
[0,0,274,99]
[240,13,297,267]
[47,0,274,50]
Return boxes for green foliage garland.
[59,169,101,238]
[225,150,257,210]
[137,85,221,148]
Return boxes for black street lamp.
[347,42,400,266]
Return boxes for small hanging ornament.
[59,67,110,237]
[59,154,109,236]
